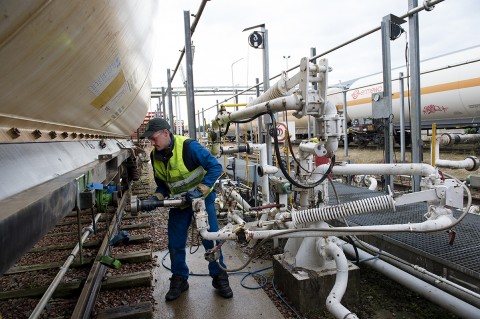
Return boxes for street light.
[231,57,244,89]
[283,55,291,70]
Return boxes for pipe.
[324,239,359,319]
[341,241,480,319]
[440,133,480,146]
[351,238,480,308]
[436,157,480,171]
[228,212,246,226]
[223,187,252,211]
[258,164,278,176]
[299,141,324,156]
[251,143,270,204]
[291,194,394,225]
[199,215,455,240]
[322,163,437,177]
[367,176,377,191]
[215,94,301,126]
[29,213,102,319]
[221,144,250,155]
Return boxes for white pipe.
[215,94,302,126]
[199,215,455,240]
[228,212,246,226]
[251,143,270,204]
[324,239,359,319]
[341,241,480,319]
[440,133,480,146]
[436,157,479,171]
[258,164,278,176]
[318,163,437,177]
[367,176,377,190]
[299,141,324,156]
[223,187,251,211]
[352,238,480,308]
[30,213,102,319]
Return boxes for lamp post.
[231,57,244,90]
[283,55,291,70]
[231,57,244,148]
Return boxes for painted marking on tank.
[347,77,480,107]
[90,71,127,109]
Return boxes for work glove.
[185,188,203,203]
[153,193,165,200]
[185,184,210,203]
[142,193,165,211]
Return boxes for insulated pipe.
[30,213,102,319]
[214,94,302,126]
[292,194,394,225]
[321,163,437,177]
[324,239,359,319]
[341,241,480,319]
[436,157,480,171]
[247,72,289,106]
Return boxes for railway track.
[0,160,168,318]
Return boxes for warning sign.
[273,121,295,142]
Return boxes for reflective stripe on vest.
[152,135,206,195]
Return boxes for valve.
[204,248,221,263]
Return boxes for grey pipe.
[341,241,480,318]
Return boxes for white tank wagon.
[0,0,155,140]
[0,0,158,275]
[337,45,480,129]
[236,46,480,142]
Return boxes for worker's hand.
[185,188,204,203]
[153,193,164,200]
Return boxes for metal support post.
[343,89,349,156]
[408,0,423,192]
[399,72,406,163]
[161,87,166,118]
[167,69,174,131]
[310,47,319,137]
[256,78,263,143]
[184,10,196,139]
[262,27,272,165]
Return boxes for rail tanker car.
[0,0,158,275]
[239,46,480,144]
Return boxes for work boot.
[212,271,233,298]
[165,275,189,301]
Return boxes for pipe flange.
[423,0,435,11]
[131,195,138,214]
[466,156,480,171]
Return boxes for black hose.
[268,111,334,189]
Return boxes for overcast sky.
[150,0,480,123]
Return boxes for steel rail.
[71,190,129,318]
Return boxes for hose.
[292,194,394,226]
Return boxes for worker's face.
[148,129,170,151]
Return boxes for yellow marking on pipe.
[90,71,126,109]
[347,77,480,107]
[221,103,248,107]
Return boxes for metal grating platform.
[330,182,480,291]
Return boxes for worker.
[141,118,233,301]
